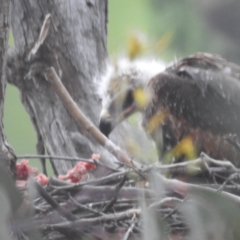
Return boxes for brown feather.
[143,53,240,166]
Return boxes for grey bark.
[7,0,117,175]
[0,0,15,176]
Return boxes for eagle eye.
[122,89,134,110]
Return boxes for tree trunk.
[7,0,117,175]
[0,0,15,176]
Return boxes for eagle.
[99,53,240,167]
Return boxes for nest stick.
[45,67,142,168]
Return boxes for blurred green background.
[4,0,240,171]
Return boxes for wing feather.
[149,53,240,136]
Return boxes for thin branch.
[101,174,127,212]
[44,67,142,168]
[27,14,51,61]
[49,171,125,194]
[159,174,240,207]
[122,214,136,240]
[217,173,240,193]
[153,153,239,174]
[148,197,184,210]
[35,182,77,221]
[200,152,238,171]
[17,154,94,163]
[56,185,155,205]
[46,208,141,230]
[162,198,187,221]
[17,154,118,175]
[69,194,107,217]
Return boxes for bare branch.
[160,174,240,207]
[47,208,141,231]
[153,153,239,175]
[17,154,95,163]
[122,214,136,240]
[35,182,77,221]
[27,14,51,61]
[44,67,142,168]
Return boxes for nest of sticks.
[12,152,240,240]
[9,17,240,240]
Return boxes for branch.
[44,67,142,168]
[27,14,51,61]
[46,208,141,231]
[122,214,136,240]
[159,174,240,207]
[35,182,77,221]
[17,154,95,163]
[153,152,239,175]
[57,185,155,205]
[49,171,126,192]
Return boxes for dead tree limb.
[45,66,142,167]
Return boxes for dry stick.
[122,214,136,240]
[27,14,51,61]
[148,197,183,210]
[155,153,238,173]
[50,171,125,190]
[17,154,93,163]
[17,154,118,173]
[47,208,141,230]
[45,67,141,168]
[35,182,77,221]
[68,194,107,217]
[101,174,127,212]
[160,175,240,207]
[217,173,240,193]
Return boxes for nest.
[11,152,240,240]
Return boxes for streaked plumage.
[99,53,240,167]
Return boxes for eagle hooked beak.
[99,104,137,137]
[99,109,113,137]
[99,87,149,137]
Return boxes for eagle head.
[99,57,165,137]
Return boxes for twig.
[68,194,107,217]
[17,154,118,174]
[85,199,137,210]
[154,153,238,174]
[46,208,141,231]
[148,153,240,184]
[148,197,184,210]
[102,174,127,212]
[47,151,59,177]
[162,198,187,221]
[27,14,51,61]
[217,173,240,193]
[35,182,77,221]
[44,67,142,168]
[200,152,238,171]
[122,214,136,240]
[17,154,94,163]
[58,185,155,206]
[50,171,125,191]
[159,174,240,207]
